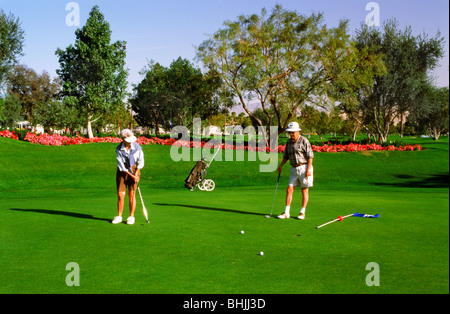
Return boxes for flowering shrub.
[136,136,176,146]
[0,130,18,140]
[23,132,122,146]
[157,138,422,152]
[309,143,423,153]
[2,130,423,152]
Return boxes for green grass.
[0,136,448,294]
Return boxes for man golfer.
[277,122,314,220]
[112,129,144,225]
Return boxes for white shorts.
[289,165,313,188]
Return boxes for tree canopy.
[197,5,384,144]
[131,57,222,135]
[0,10,25,89]
[413,83,449,140]
[1,5,447,141]
[7,64,60,124]
[55,5,128,138]
[343,19,445,143]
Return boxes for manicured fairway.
[0,136,448,293]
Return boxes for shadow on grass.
[374,173,449,188]
[154,203,264,216]
[10,208,111,222]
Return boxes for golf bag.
[184,159,207,191]
[184,147,221,192]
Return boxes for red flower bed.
[136,136,176,146]
[162,138,423,152]
[2,130,422,152]
[0,130,18,140]
[311,143,423,152]
[277,142,422,153]
[23,132,122,146]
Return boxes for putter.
[134,163,149,223]
[137,185,149,223]
[266,172,281,218]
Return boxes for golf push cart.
[184,147,221,192]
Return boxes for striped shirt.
[283,135,314,166]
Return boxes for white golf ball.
[259,251,264,256]
[240,230,245,234]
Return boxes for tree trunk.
[432,128,440,141]
[352,125,359,141]
[86,111,103,139]
[87,117,94,139]
[399,112,404,138]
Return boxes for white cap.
[124,135,137,143]
[285,122,301,132]
[121,128,136,143]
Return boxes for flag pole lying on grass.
[316,213,380,229]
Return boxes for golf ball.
[259,251,264,256]
[240,230,245,234]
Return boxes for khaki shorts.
[288,165,313,188]
[116,165,138,193]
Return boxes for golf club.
[266,172,281,218]
[134,162,149,223]
[137,185,149,223]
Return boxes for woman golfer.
[277,122,314,220]
[112,129,144,225]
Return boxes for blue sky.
[1,0,449,91]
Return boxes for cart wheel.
[197,181,206,190]
[203,179,215,191]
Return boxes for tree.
[55,5,128,138]
[327,107,345,137]
[165,57,221,127]
[1,94,22,128]
[0,10,25,88]
[34,98,84,134]
[297,105,344,138]
[93,101,132,135]
[298,106,320,134]
[413,84,449,140]
[197,5,383,144]
[0,97,4,124]
[7,64,60,124]
[348,20,444,143]
[131,61,170,136]
[131,58,222,135]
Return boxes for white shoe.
[112,216,123,224]
[126,216,135,225]
[277,213,290,219]
[297,213,305,220]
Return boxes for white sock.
[285,206,291,216]
[300,208,306,215]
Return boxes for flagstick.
[316,214,354,229]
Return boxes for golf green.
[0,136,448,294]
